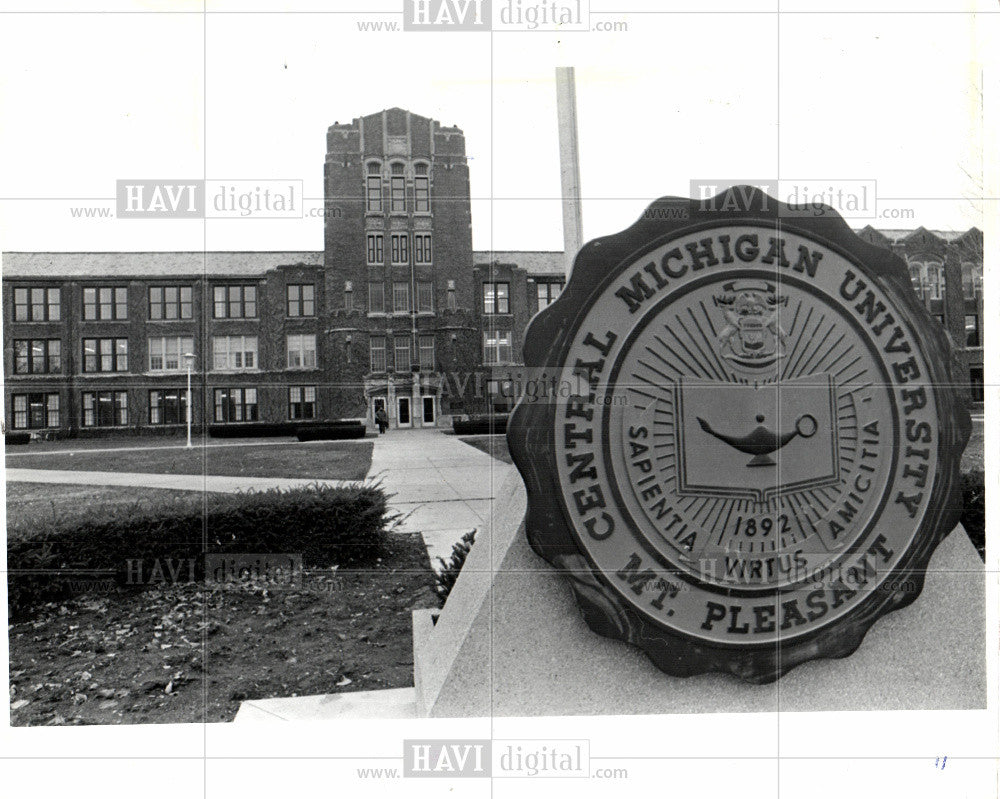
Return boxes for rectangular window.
[149,285,192,320]
[965,314,981,347]
[213,285,257,318]
[14,287,60,321]
[212,335,257,371]
[287,284,315,317]
[289,386,317,420]
[83,286,128,321]
[366,233,384,265]
[537,281,563,310]
[366,163,383,212]
[414,233,432,264]
[484,330,513,364]
[391,233,409,265]
[287,334,317,369]
[214,387,259,423]
[414,165,430,212]
[11,392,60,430]
[393,282,410,313]
[390,164,406,212]
[483,282,510,314]
[368,281,385,313]
[394,337,411,372]
[370,337,386,372]
[447,287,457,310]
[417,282,434,313]
[83,338,128,373]
[344,285,354,312]
[419,335,435,370]
[82,391,128,428]
[14,339,61,374]
[970,367,985,403]
[149,388,187,425]
[148,336,194,372]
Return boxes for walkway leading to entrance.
[366,428,514,569]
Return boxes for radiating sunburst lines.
[783,311,827,381]
[779,303,812,380]
[790,317,837,380]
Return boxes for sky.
[0,3,995,254]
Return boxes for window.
[149,389,187,425]
[368,282,385,313]
[414,163,430,212]
[390,163,406,212]
[11,393,59,429]
[14,339,61,374]
[366,233,384,265]
[537,281,563,310]
[213,335,257,371]
[287,284,315,317]
[149,336,194,372]
[370,337,386,372]
[14,287,60,321]
[414,233,432,264]
[447,280,457,310]
[926,264,943,300]
[149,286,192,320]
[82,391,127,428]
[83,286,128,321]
[214,387,259,423]
[391,233,409,265]
[970,367,985,403]
[484,330,512,364]
[344,281,354,312]
[393,282,410,313]
[213,285,257,318]
[417,282,434,313]
[419,335,435,370]
[83,338,128,373]
[394,337,411,372]
[962,263,982,299]
[483,282,510,314]
[289,386,317,420]
[287,334,317,369]
[908,264,923,298]
[366,162,382,212]
[965,315,980,347]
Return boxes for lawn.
[8,531,437,725]
[6,440,374,481]
[458,435,513,465]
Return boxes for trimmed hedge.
[5,432,31,445]
[208,420,363,438]
[453,414,508,435]
[296,423,366,441]
[7,483,393,618]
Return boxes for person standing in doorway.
[375,406,389,434]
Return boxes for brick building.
[0,109,985,436]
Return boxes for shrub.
[452,415,508,435]
[961,469,985,560]
[7,483,393,618]
[434,530,476,606]
[6,432,31,445]
[296,423,366,441]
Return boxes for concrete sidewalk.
[4,468,362,494]
[366,429,514,568]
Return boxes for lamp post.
[183,353,195,449]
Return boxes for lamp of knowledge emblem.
[507,187,970,683]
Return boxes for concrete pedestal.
[414,470,986,717]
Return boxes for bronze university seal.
[507,187,970,683]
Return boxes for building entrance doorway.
[397,396,411,427]
[421,396,435,426]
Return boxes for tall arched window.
[414,163,430,212]
[908,263,923,298]
[365,162,383,212]
[926,263,943,300]
[390,162,406,212]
